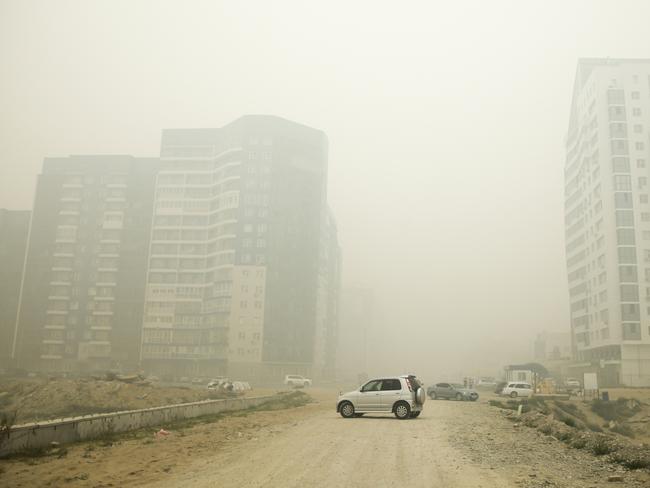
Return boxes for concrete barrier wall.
[0,394,276,457]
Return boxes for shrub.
[590,435,616,456]
[571,437,587,449]
[591,398,640,421]
[610,423,634,438]
[611,451,650,470]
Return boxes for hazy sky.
[3,0,650,378]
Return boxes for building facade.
[0,209,30,368]
[564,59,650,386]
[140,115,338,381]
[313,208,341,380]
[533,331,571,361]
[13,155,159,373]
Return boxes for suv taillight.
[405,378,413,391]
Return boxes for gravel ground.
[2,391,649,487]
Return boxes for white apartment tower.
[565,59,650,386]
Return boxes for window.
[640,177,648,189]
[632,91,641,100]
[621,303,640,321]
[600,309,609,324]
[616,210,634,226]
[643,213,650,222]
[612,157,630,172]
[642,195,649,204]
[634,124,644,133]
[620,265,638,282]
[380,379,402,391]
[617,228,636,245]
[636,142,646,151]
[633,107,642,116]
[614,175,632,191]
[361,380,382,392]
[622,322,641,340]
[618,247,637,264]
[638,159,647,168]
[621,284,639,301]
[615,193,633,209]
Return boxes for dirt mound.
[492,398,650,472]
[0,377,229,424]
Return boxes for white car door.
[378,379,402,411]
[356,379,382,411]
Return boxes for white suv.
[284,374,312,388]
[501,382,533,398]
[336,375,426,420]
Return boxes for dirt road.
[153,391,648,488]
[155,402,510,488]
[3,390,649,487]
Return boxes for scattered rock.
[607,475,624,482]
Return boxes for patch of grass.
[526,397,547,408]
[610,423,635,438]
[570,437,587,449]
[585,421,603,432]
[591,398,640,422]
[538,423,553,435]
[554,401,585,420]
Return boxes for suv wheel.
[429,391,437,400]
[394,401,411,420]
[456,393,463,401]
[339,401,355,418]
[410,411,421,418]
[510,391,518,398]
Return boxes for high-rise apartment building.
[0,209,30,368]
[564,59,650,386]
[313,208,341,380]
[14,155,159,372]
[141,115,339,381]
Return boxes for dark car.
[427,383,479,401]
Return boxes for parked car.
[336,375,426,419]
[427,383,479,401]
[284,374,312,388]
[565,378,581,389]
[501,382,533,398]
[191,377,205,385]
[207,377,230,390]
[494,381,508,394]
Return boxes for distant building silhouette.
[140,115,340,381]
[12,116,341,381]
[0,209,30,368]
[13,156,159,372]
